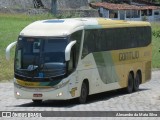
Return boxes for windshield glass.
[15,37,68,79]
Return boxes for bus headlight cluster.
[16,92,21,96]
[57,92,63,97]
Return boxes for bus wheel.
[78,82,88,104]
[32,99,42,104]
[133,73,140,91]
[126,73,134,93]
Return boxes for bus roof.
[20,18,151,37]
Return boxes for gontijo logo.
[119,51,139,61]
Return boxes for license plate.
[33,94,42,97]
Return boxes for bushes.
[152,22,160,38]
[151,22,160,68]
[152,30,160,38]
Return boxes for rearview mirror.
[6,41,17,61]
[65,40,76,61]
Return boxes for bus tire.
[32,99,42,104]
[126,73,134,93]
[78,82,88,104]
[133,73,140,91]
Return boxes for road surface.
[0,70,160,120]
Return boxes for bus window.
[33,41,40,53]
[67,46,76,74]
[70,30,82,66]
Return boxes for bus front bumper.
[14,82,71,100]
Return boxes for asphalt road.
[0,70,160,120]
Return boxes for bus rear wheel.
[126,73,134,93]
[78,82,88,104]
[133,73,140,91]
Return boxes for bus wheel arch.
[126,71,134,93]
[133,70,142,91]
[78,79,89,104]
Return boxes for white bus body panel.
[77,53,121,95]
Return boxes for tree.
[51,0,57,15]
[33,0,44,8]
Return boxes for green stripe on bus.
[93,52,119,84]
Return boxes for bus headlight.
[57,92,63,97]
[16,92,21,96]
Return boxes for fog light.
[16,92,20,96]
[57,92,63,97]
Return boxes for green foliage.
[151,22,160,68]
[153,0,160,3]
[152,35,160,68]
[152,23,160,38]
[142,16,148,21]
[153,30,160,38]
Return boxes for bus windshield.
[15,37,68,79]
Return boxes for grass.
[152,22,160,68]
[0,14,160,81]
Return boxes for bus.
[6,18,152,104]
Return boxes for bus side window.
[70,30,82,66]
[82,45,89,58]
[82,30,96,58]
[68,47,76,73]
[68,51,73,73]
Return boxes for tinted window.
[82,26,151,58]
[70,30,82,66]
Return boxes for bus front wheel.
[78,82,88,104]
[126,73,134,93]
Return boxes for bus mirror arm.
[6,41,17,61]
[65,40,76,61]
